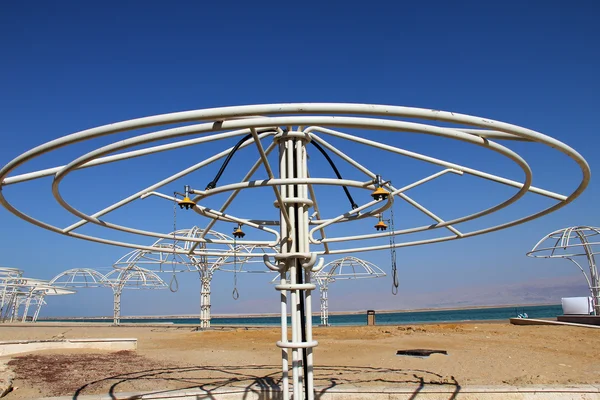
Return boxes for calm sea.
[47,304,562,326]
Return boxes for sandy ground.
[0,322,599,399]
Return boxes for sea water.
[47,304,562,326]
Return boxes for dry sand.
[0,322,599,398]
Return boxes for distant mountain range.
[332,274,590,312]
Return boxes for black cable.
[206,133,358,213]
[205,133,253,190]
[293,140,310,400]
[310,141,358,209]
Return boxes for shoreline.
[0,318,553,330]
[40,302,559,321]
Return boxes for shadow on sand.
[73,364,461,399]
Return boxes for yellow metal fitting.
[371,187,389,201]
[178,196,196,210]
[233,224,246,239]
[374,220,388,231]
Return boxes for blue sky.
[1,1,599,317]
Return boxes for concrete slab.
[557,315,600,326]
[32,384,600,399]
[0,338,137,357]
[509,318,600,329]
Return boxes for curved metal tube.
[263,254,281,272]
[309,140,357,209]
[205,133,253,190]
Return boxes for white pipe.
[307,126,562,201]
[141,192,280,246]
[61,131,276,234]
[250,128,292,230]
[286,138,300,400]
[278,137,289,400]
[194,139,279,247]
[2,127,276,186]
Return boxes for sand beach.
[0,321,598,399]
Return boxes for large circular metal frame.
[0,103,590,400]
[0,104,589,257]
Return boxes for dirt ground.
[1,322,599,399]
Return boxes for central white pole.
[286,135,302,399]
[113,289,121,325]
[278,133,290,399]
[200,271,212,328]
[274,130,316,399]
[319,283,329,326]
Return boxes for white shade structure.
[0,267,23,277]
[0,103,589,399]
[0,267,24,318]
[1,277,75,323]
[528,226,600,315]
[314,256,387,282]
[274,257,387,326]
[314,257,386,326]
[50,268,108,288]
[104,266,167,325]
[112,226,268,328]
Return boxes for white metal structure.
[528,226,600,315]
[0,268,24,317]
[104,266,167,325]
[50,268,108,288]
[24,295,46,323]
[1,277,75,322]
[314,257,386,326]
[22,284,74,323]
[48,268,111,322]
[113,226,265,328]
[0,103,589,399]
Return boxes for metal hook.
[263,254,281,271]
[301,253,317,270]
[310,257,326,273]
[232,287,239,300]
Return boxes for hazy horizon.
[40,272,589,318]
